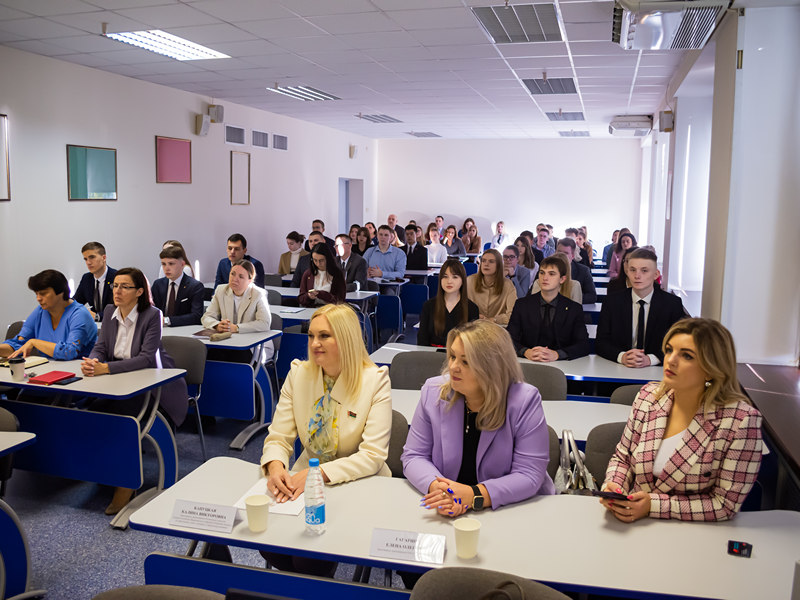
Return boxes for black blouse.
[457,405,480,486]
[417,298,480,347]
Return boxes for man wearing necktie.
[72,241,117,322]
[334,234,367,292]
[595,247,686,367]
[151,246,205,327]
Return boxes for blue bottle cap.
[309,458,320,467]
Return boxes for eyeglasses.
[112,284,137,290]
[502,255,516,261]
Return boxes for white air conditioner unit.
[609,115,653,137]
[612,0,729,50]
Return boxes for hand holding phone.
[591,489,629,501]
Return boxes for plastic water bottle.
[304,458,326,535]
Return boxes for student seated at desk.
[151,246,204,327]
[80,267,188,514]
[0,269,97,360]
[403,320,554,515]
[596,248,684,368]
[214,233,265,289]
[466,249,517,326]
[363,224,407,279]
[156,239,194,280]
[462,224,482,256]
[335,234,368,292]
[418,260,479,347]
[291,231,324,288]
[507,256,590,362]
[503,244,534,299]
[261,304,391,576]
[531,252,583,304]
[298,243,346,307]
[443,225,466,256]
[599,318,762,522]
[607,231,636,279]
[202,259,273,361]
[425,224,449,265]
[403,225,429,271]
[72,241,116,322]
[352,226,373,257]
[278,231,308,275]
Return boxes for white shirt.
[94,266,108,290]
[313,270,332,292]
[491,233,508,249]
[617,289,660,366]
[427,242,448,264]
[653,429,685,477]
[112,306,139,360]
[289,247,303,271]
[232,292,243,323]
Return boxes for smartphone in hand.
[591,489,628,501]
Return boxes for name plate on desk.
[169,499,237,533]
[370,528,445,565]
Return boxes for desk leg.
[230,344,273,451]
[111,412,179,530]
[0,499,47,600]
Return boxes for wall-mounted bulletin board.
[156,136,191,183]
[231,150,250,205]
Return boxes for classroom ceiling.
[0,0,707,139]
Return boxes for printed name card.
[169,499,237,533]
[370,528,445,565]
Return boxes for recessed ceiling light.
[266,86,339,101]
[357,114,402,123]
[405,131,441,138]
[104,30,230,61]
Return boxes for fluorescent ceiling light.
[266,86,340,101]
[104,30,229,61]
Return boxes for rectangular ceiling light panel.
[558,130,590,137]
[472,4,562,44]
[358,114,403,123]
[546,111,584,121]
[266,86,340,101]
[523,78,577,95]
[405,132,441,138]
[104,30,229,61]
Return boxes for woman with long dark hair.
[417,260,479,347]
[298,243,346,307]
[607,231,637,278]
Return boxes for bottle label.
[305,504,325,525]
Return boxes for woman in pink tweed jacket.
[600,318,762,522]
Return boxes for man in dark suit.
[507,256,590,361]
[303,219,335,252]
[72,241,116,321]
[596,247,685,367]
[292,231,325,288]
[214,233,265,288]
[556,237,596,304]
[335,233,367,292]
[152,246,205,327]
[388,214,405,242]
[403,225,429,270]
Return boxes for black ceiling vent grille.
[523,78,577,95]
[405,131,441,138]
[225,125,245,145]
[273,134,288,150]
[252,130,269,148]
[558,130,590,137]
[546,112,585,121]
[472,4,561,43]
[358,114,403,123]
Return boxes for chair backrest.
[203,286,214,301]
[482,242,491,251]
[390,351,445,390]
[463,262,478,276]
[276,332,309,381]
[0,406,20,488]
[263,274,283,287]
[266,289,283,308]
[4,321,23,340]
[410,567,569,600]
[427,274,439,299]
[355,310,374,355]
[376,295,403,332]
[92,584,224,599]
[400,284,428,316]
[583,422,626,484]
[160,336,208,386]
[547,425,559,480]
[270,315,282,352]
[386,410,409,478]
[610,384,642,405]
[519,363,567,401]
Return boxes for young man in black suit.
[596,247,685,367]
[303,219,336,252]
[334,233,367,292]
[152,246,205,327]
[507,255,590,361]
[72,241,116,321]
[214,233,265,288]
[403,224,429,270]
[555,237,596,304]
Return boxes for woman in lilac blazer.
[402,320,554,517]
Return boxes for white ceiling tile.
[427,44,497,59]
[569,40,630,56]
[207,39,285,57]
[95,47,173,63]
[573,54,637,68]
[411,27,487,47]
[560,2,614,24]
[272,35,349,53]
[238,53,311,69]
[362,45,431,61]
[237,18,326,39]
[382,59,444,73]
[308,12,400,35]
[4,38,74,55]
[0,0,98,16]
[84,0,179,8]
[183,57,255,71]
[298,49,375,65]
[637,65,675,77]
[0,5,32,19]
[165,23,257,44]
[0,17,85,38]
[190,0,293,22]
[337,30,419,49]
[48,11,150,34]
[441,57,509,71]
[497,42,568,58]
[116,3,220,28]
[47,34,123,52]
[278,0,377,17]
[385,7,476,30]
[564,22,612,42]
[575,66,636,77]
[138,70,233,84]
[58,52,120,67]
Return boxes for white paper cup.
[8,357,25,382]
[245,494,270,532]
[453,517,481,559]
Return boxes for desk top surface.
[130,457,800,600]
[166,326,281,349]
[0,431,36,457]
[0,359,185,399]
[265,286,378,302]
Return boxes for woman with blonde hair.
[599,318,762,522]
[403,320,554,517]
[462,224,483,255]
[466,248,517,325]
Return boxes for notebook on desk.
[28,371,75,386]
[0,356,49,369]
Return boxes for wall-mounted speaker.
[208,104,224,123]
[349,144,357,159]
[196,113,210,136]
[659,110,674,133]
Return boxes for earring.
[704,380,712,388]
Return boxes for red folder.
[28,371,75,386]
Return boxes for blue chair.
[482,242,491,251]
[400,284,429,328]
[356,310,375,354]
[275,332,308,382]
[463,262,478,276]
[376,295,405,344]
[427,274,439,299]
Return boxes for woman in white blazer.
[260,303,391,576]
[201,259,273,360]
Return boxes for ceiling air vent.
[357,114,403,123]
[609,115,652,137]
[252,130,269,148]
[546,112,584,121]
[524,78,577,95]
[273,134,288,150]
[559,131,590,137]
[472,4,562,43]
[405,132,441,138]
[611,0,728,50]
[225,125,245,145]
[266,85,339,101]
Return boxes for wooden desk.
[130,457,800,600]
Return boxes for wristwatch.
[470,485,485,511]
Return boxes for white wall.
[0,45,376,331]
[375,138,642,249]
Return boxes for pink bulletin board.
[155,136,191,183]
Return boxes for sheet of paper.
[169,499,237,533]
[279,307,304,314]
[370,528,446,565]
[234,477,305,516]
